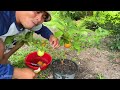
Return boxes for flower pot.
[25,51,52,71]
[51,59,78,79]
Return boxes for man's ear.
[44,11,51,22]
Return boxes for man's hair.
[44,11,51,22]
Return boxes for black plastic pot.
[51,59,78,79]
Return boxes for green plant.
[76,12,116,49]
[59,11,93,21]
[8,31,49,67]
[96,73,105,79]
[14,31,34,46]
[44,12,80,65]
[108,34,120,51]
[44,11,110,61]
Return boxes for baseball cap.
[44,11,51,22]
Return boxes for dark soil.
[52,59,78,75]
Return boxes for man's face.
[16,11,48,29]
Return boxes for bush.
[59,11,93,21]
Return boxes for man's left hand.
[49,35,60,49]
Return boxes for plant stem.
[61,46,67,65]
[61,60,64,65]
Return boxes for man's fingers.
[53,43,60,49]
[33,73,38,79]
[52,40,59,49]
[54,45,60,49]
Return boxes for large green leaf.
[73,42,80,51]
[59,38,65,46]
[54,31,63,38]
[4,36,14,45]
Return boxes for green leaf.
[59,39,64,46]
[5,36,14,45]
[54,31,63,37]
[73,42,80,51]
[80,31,88,36]
[118,46,120,50]
[54,18,65,26]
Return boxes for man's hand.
[49,35,60,49]
[13,68,37,79]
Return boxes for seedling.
[96,73,105,79]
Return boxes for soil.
[68,48,120,79]
[46,46,120,79]
[52,59,78,74]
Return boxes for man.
[0,11,59,79]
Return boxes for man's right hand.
[13,68,37,79]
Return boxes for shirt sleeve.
[0,13,8,36]
[35,25,53,40]
[0,64,14,79]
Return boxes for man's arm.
[35,25,53,40]
[34,24,59,49]
[0,64,14,79]
[0,38,5,63]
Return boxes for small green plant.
[96,73,105,79]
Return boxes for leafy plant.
[59,11,93,21]
[9,30,50,67]
[96,73,105,79]
[44,11,110,63]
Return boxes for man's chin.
[24,26,34,30]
